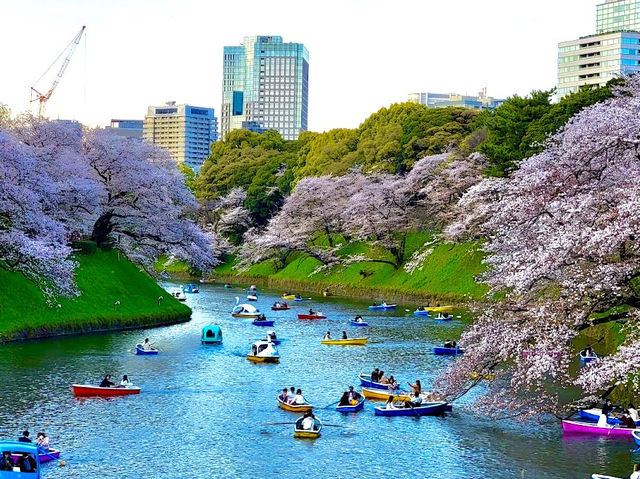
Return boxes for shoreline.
[0,314,192,344]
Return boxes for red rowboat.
[72,384,141,397]
[297,313,326,320]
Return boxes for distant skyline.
[2,0,600,133]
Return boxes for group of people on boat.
[443,340,458,349]
[272,301,288,309]
[1,430,50,472]
[370,368,399,390]
[278,387,307,405]
[597,399,639,428]
[384,391,424,409]
[353,315,365,324]
[338,386,362,406]
[99,374,132,388]
[323,331,348,340]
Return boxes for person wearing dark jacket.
[18,431,31,443]
[99,374,115,388]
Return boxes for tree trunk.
[91,212,113,246]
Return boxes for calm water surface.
[0,284,637,478]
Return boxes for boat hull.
[374,402,448,416]
[278,398,312,412]
[361,387,410,402]
[72,384,141,397]
[11,449,60,464]
[433,347,464,356]
[252,320,275,326]
[271,307,290,311]
[298,314,326,320]
[247,355,279,363]
[201,339,222,345]
[282,295,296,300]
[135,345,158,355]
[350,321,368,326]
[232,313,261,318]
[413,311,430,316]
[293,430,321,439]
[421,306,454,312]
[321,338,367,345]
[368,305,397,311]
[336,398,365,413]
[561,419,636,436]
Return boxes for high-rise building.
[106,119,143,140]
[596,0,640,34]
[408,88,504,110]
[558,0,640,100]
[221,35,309,141]
[143,102,218,172]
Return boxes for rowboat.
[252,319,274,326]
[350,320,368,326]
[322,290,331,297]
[374,401,448,416]
[368,302,397,311]
[413,309,431,317]
[321,338,367,346]
[201,325,223,344]
[336,397,365,413]
[561,419,636,436]
[271,303,290,311]
[72,384,141,397]
[282,294,297,300]
[10,448,60,464]
[591,475,623,479]
[433,313,454,321]
[578,408,640,425]
[433,346,464,356]
[358,374,391,390]
[278,397,313,413]
[298,312,326,320]
[135,344,158,355]
[580,349,598,364]
[419,305,454,312]
[247,340,279,363]
[0,441,42,477]
[293,416,322,439]
[361,387,411,402]
[633,430,640,447]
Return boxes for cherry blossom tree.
[439,75,640,418]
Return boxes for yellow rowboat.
[247,355,279,363]
[321,338,367,346]
[361,387,411,402]
[322,291,331,297]
[468,372,496,381]
[278,397,312,412]
[420,306,454,312]
[294,429,321,439]
[282,294,297,300]
[293,416,322,439]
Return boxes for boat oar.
[265,422,296,426]
[322,424,352,429]
[322,400,340,409]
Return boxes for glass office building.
[408,89,504,110]
[143,102,218,172]
[221,36,309,140]
[106,119,143,140]
[597,0,640,34]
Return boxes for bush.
[72,240,97,255]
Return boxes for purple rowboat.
[562,419,636,436]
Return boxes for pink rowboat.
[562,419,636,436]
[72,384,141,397]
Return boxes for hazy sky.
[2,0,600,132]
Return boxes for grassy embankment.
[209,232,489,303]
[0,250,191,343]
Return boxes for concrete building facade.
[143,102,218,172]
[408,88,504,110]
[106,119,143,140]
[221,35,308,141]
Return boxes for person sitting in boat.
[354,315,363,323]
[409,380,422,395]
[384,396,397,410]
[119,375,131,387]
[141,338,154,350]
[444,340,457,349]
[371,368,380,382]
[404,391,424,408]
[323,331,331,340]
[309,308,315,315]
[597,399,614,427]
[18,430,31,443]
[17,453,36,473]
[388,375,399,391]
[286,387,296,404]
[372,301,378,306]
[267,331,277,341]
[99,374,115,388]
[278,388,289,403]
[339,386,362,406]
[630,464,640,479]
[293,389,307,405]
[0,451,14,471]
[301,411,318,430]
[630,403,640,423]
[295,294,301,300]
[378,371,389,384]
[620,414,636,429]
[36,431,50,451]
[342,331,348,340]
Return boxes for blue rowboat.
[336,397,365,413]
[368,303,397,311]
[358,374,390,390]
[433,346,464,356]
[579,350,598,364]
[350,320,369,327]
[252,319,275,326]
[433,314,454,322]
[633,430,640,447]
[578,408,640,425]
[374,401,448,417]
[136,344,158,355]
[413,309,430,317]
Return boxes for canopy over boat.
[247,340,279,363]
[278,397,313,412]
[321,338,367,346]
[294,415,322,439]
[72,384,141,397]
[561,419,636,436]
[232,304,261,318]
[374,401,448,416]
[201,325,223,344]
[0,441,41,478]
[10,448,60,465]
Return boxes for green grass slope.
[215,234,488,303]
[0,250,191,342]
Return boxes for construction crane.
[30,25,86,117]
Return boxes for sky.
[1,0,600,133]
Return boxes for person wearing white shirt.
[630,463,640,479]
[629,403,639,423]
[293,389,306,405]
